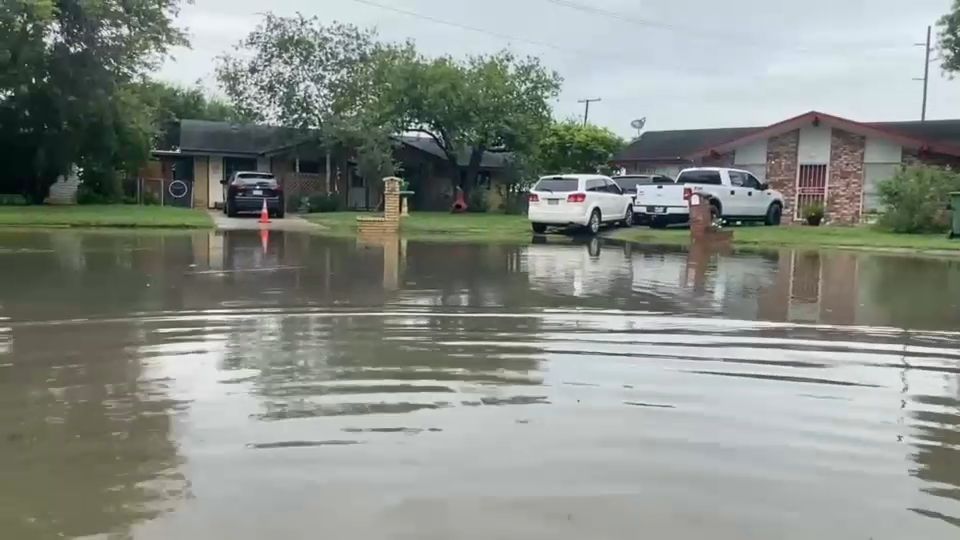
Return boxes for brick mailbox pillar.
[688,193,732,246]
[357,176,402,235]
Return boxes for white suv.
[528,174,634,235]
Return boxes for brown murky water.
[1,230,960,539]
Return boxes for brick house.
[611,111,960,223]
[145,119,511,212]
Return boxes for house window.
[298,160,321,175]
[351,169,364,188]
[477,171,492,190]
[864,163,899,213]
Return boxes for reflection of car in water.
[526,237,631,297]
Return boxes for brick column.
[828,129,866,224]
[383,176,401,222]
[767,130,799,220]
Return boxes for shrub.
[308,193,343,213]
[467,189,489,213]
[803,202,825,220]
[877,166,960,233]
[76,184,114,205]
[0,194,28,206]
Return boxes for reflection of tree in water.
[0,322,185,539]
[863,256,960,331]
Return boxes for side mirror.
[219,179,228,185]
[759,183,769,191]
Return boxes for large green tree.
[537,120,624,175]
[216,14,393,188]
[368,51,562,193]
[132,80,242,125]
[0,0,186,202]
[938,0,960,74]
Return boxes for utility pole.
[914,25,932,122]
[578,98,601,126]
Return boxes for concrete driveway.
[208,210,324,232]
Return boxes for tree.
[216,14,391,188]
[938,0,960,74]
[877,166,960,233]
[132,80,243,125]
[0,0,187,202]
[537,121,625,175]
[369,51,563,193]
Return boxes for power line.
[347,0,601,58]
[544,0,914,55]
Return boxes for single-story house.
[611,111,960,223]
[144,119,512,212]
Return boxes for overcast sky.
[158,0,960,136]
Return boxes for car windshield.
[676,170,722,185]
[613,176,672,191]
[534,178,579,192]
[235,173,276,185]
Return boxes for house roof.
[614,112,960,162]
[177,120,308,155]
[161,120,509,169]
[398,136,511,169]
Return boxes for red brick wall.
[766,130,799,220]
[902,149,960,169]
[828,129,866,224]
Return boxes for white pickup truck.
[633,167,785,228]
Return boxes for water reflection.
[1,229,960,538]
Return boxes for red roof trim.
[685,110,960,158]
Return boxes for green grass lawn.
[306,211,530,241]
[611,224,960,253]
[0,205,213,229]
[305,211,960,253]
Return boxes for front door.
[348,169,367,210]
[796,164,828,220]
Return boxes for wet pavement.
[208,210,324,232]
[1,229,959,539]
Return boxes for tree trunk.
[463,148,484,198]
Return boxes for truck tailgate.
[635,184,687,209]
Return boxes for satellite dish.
[630,118,646,130]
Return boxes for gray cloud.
[158,0,960,136]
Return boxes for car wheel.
[621,206,634,228]
[276,207,285,219]
[764,203,782,226]
[531,223,547,234]
[226,201,237,218]
[709,204,722,227]
[585,209,601,235]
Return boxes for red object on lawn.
[451,187,468,213]
[259,199,271,224]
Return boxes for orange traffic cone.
[258,199,271,224]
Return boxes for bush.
[803,202,825,220]
[877,166,960,233]
[467,189,489,213]
[307,193,343,213]
[0,194,28,206]
[76,183,115,205]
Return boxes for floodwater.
[1,230,960,540]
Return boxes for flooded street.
[2,230,960,539]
